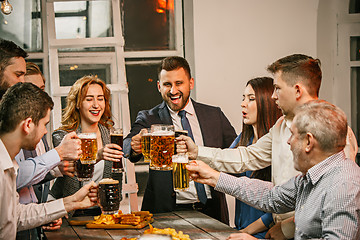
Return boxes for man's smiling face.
[157,67,194,111]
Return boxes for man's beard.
[0,78,10,100]
[166,92,190,112]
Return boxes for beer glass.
[150,124,175,170]
[110,128,124,173]
[140,128,151,163]
[174,130,188,154]
[172,154,190,191]
[76,133,97,181]
[98,178,121,215]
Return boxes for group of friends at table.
[0,38,359,240]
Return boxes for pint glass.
[98,178,121,215]
[150,124,175,170]
[76,133,97,181]
[110,128,124,173]
[140,128,151,162]
[172,154,190,191]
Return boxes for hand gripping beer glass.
[76,133,97,181]
[149,124,175,170]
[172,154,190,191]
[110,128,124,173]
[140,128,151,163]
[174,130,188,154]
[98,178,121,214]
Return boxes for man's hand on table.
[43,218,62,231]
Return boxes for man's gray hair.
[293,100,347,153]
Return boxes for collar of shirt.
[0,138,19,174]
[306,150,345,185]
[168,98,196,130]
[284,118,292,129]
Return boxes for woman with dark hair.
[229,77,282,238]
[50,75,123,216]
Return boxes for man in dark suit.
[123,56,236,224]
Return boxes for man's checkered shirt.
[215,151,360,239]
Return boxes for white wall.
[191,0,319,133]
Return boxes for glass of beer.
[149,124,175,170]
[172,154,190,191]
[98,178,121,215]
[110,128,124,173]
[140,128,151,162]
[175,130,188,154]
[76,133,97,181]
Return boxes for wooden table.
[44,211,238,240]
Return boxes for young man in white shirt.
[0,82,98,239]
[177,54,358,239]
[185,100,360,239]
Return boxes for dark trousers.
[16,228,40,240]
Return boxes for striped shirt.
[215,151,360,239]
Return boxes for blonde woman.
[50,75,123,216]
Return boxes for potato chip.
[144,224,191,240]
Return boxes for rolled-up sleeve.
[215,172,296,214]
[16,195,67,231]
[197,129,273,174]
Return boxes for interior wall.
[316,0,338,105]
[191,0,319,133]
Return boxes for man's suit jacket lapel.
[42,135,50,152]
[192,100,211,147]
[158,101,173,125]
[23,148,37,160]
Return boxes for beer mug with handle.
[150,124,175,170]
[76,132,97,181]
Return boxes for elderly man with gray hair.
[185,100,360,239]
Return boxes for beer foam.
[99,178,119,184]
[172,154,189,163]
[111,133,123,137]
[78,132,97,139]
[152,130,174,136]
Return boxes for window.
[0,0,42,52]
[121,0,175,51]
[337,2,360,164]
[349,0,360,14]
[351,67,360,148]
[0,0,184,210]
[120,0,183,123]
[54,1,113,39]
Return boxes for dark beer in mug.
[98,178,121,215]
[110,128,124,173]
[75,160,95,181]
[77,133,97,181]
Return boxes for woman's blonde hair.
[59,75,113,131]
